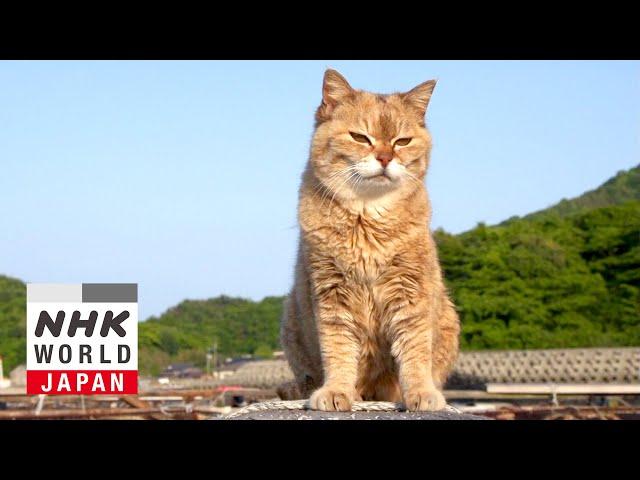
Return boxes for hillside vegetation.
[1,165,638,375]
[139,296,282,375]
[523,166,640,220]
[0,275,26,374]
[435,200,639,350]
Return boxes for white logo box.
[26,283,138,394]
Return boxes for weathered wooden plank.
[120,395,169,420]
[486,383,640,395]
[0,407,162,420]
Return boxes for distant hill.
[1,164,639,375]
[435,199,639,350]
[523,164,640,221]
[431,165,639,351]
[0,275,26,375]
[139,296,283,375]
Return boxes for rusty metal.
[0,407,164,420]
[478,405,640,420]
[1,382,638,420]
[120,395,170,420]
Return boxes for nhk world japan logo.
[27,283,138,395]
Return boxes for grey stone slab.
[221,409,488,420]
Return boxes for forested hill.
[435,199,639,350]
[1,164,638,375]
[0,275,26,374]
[434,166,639,350]
[138,296,283,375]
[523,165,640,221]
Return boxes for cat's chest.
[330,215,400,282]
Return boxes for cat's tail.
[276,381,305,400]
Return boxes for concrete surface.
[217,348,640,390]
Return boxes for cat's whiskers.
[317,165,359,210]
[403,169,425,189]
[311,167,353,203]
[316,170,350,209]
[327,169,362,208]
[310,171,346,209]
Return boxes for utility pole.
[212,339,218,379]
[0,355,8,389]
[205,352,212,376]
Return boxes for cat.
[278,69,460,411]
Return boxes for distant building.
[213,357,255,380]
[160,363,203,379]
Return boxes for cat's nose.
[376,152,393,168]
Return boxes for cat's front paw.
[403,388,446,412]
[309,386,354,411]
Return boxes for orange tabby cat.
[279,69,460,411]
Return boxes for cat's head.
[310,69,436,202]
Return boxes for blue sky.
[1,61,638,319]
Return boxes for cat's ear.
[402,79,437,118]
[317,69,353,122]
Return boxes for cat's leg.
[431,294,460,389]
[308,286,361,411]
[385,293,447,412]
[280,292,322,399]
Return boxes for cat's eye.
[394,138,412,147]
[349,132,371,144]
